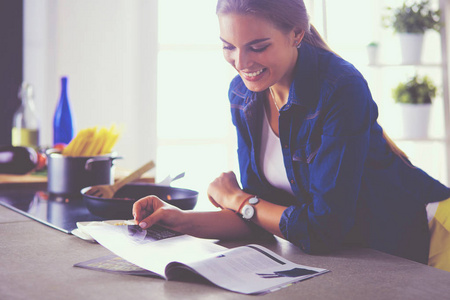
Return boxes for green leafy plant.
[384,0,441,33]
[392,75,437,104]
[367,42,379,47]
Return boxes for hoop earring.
[297,41,302,49]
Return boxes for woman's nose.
[234,50,250,70]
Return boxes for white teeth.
[243,69,264,77]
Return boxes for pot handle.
[85,156,123,171]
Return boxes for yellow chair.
[428,198,450,272]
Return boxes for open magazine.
[77,222,329,295]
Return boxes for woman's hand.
[133,193,255,240]
[207,171,250,211]
[132,195,185,231]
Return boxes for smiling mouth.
[242,68,266,77]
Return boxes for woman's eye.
[251,45,270,53]
[223,45,235,51]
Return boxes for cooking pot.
[47,149,120,196]
[81,182,198,219]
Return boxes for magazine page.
[74,254,159,277]
[82,223,226,278]
[166,244,329,295]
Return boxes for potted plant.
[392,75,437,138]
[384,0,441,64]
[367,42,379,65]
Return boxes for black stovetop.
[0,186,103,233]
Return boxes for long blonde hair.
[216,0,409,162]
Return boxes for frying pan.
[81,182,198,219]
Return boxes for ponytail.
[302,24,341,57]
[382,130,415,168]
[303,24,332,52]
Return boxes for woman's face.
[218,13,300,92]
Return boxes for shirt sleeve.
[280,76,374,253]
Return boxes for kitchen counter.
[1,204,450,299]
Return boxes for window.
[157,0,237,209]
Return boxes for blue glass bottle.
[53,76,74,146]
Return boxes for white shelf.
[321,0,450,185]
[392,137,447,142]
[368,63,443,68]
[368,0,450,185]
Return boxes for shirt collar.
[287,42,321,109]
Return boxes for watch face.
[248,196,259,205]
[242,204,254,220]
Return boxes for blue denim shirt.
[228,42,450,263]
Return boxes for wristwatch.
[241,196,259,220]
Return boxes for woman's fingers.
[132,195,183,230]
[207,171,249,211]
[207,172,234,207]
[137,207,171,229]
[132,195,160,224]
[208,195,222,209]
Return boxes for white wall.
[23,0,158,171]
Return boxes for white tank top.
[260,106,294,196]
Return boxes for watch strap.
[236,195,257,215]
[238,196,259,220]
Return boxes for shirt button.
[290,179,295,184]
[284,144,288,148]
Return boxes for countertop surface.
[1,192,450,299]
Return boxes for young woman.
[133,0,450,265]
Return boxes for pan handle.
[85,156,123,171]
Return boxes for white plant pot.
[367,45,379,65]
[399,103,431,139]
[398,33,424,64]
